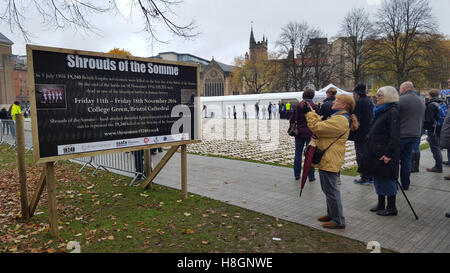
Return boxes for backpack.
[433,102,447,127]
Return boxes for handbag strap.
[321,128,349,152]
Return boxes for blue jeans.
[294,137,315,180]
[427,130,443,169]
[412,137,421,154]
[399,137,418,189]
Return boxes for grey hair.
[400,81,414,92]
[378,86,399,103]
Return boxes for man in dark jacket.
[424,89,445,173]
[398,81,425,190]
[318,87,337,120]
[349,83,374,185]
[440,107,450,180]
[0,107,10,135]
[290,88,319,182]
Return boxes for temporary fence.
[69,151,154,186]
[1,119,17,149]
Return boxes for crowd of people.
[0,101,25,138]
[289,81,450,229]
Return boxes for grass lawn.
[0,144,393,253]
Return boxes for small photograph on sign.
[35,84,67,110]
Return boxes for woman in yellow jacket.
[304,94,359,229]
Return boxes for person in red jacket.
[290,88,319,182]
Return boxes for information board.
[27,45,200,163]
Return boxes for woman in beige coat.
[304,94,359,229]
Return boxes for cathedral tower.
[248,26,268,62]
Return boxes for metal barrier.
[0,119,17,149]
[69,151,154,186]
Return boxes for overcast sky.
[2,0,450,65]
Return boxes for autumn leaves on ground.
[0,144,373,253]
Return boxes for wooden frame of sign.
[25,45,202,236]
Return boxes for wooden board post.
[16,114,30,220]
[141,145,179,189]
[45,162,58,237]
[144,149,152,189]
[29,166,47,217]
[181,144,187,200]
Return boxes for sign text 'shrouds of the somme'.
[31,49,198,160]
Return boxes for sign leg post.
[144,149,152,189]
[181,144,187,200]
[16,114,30,219]
[45,162,59,237]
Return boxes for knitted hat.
[353,83,366,95]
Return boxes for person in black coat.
[318,87,337,120]
[0,107,10,135]
[349,83,374,184]
[360,86,400,217]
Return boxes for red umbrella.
[299,138,317,198]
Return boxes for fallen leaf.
[184,212,191,217]
[46,248,56,253]
[107,235,114,240]
[181,229,195,235]
[201,241,209,245]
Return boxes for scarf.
[373,103,388,119]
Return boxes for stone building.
[152,52,235,96]
[13,55,29,107]
[0,33,15,107]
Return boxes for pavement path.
[144,147,450,253]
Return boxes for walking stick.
[396,181,419,220]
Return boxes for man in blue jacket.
[349,83,374,185]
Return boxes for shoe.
[353,178,366,184]
[426,167,443,173]
[376,208,398,216]
[354,178,371,185]
[318,215,331,222]
[309,178,316,182]
[295,177,300,181]
[377,196,398,216]
[443,161,450,166]
[446,212,450,218]
[370,195,385,212]
[322,222,345,229]
[445,175,450,180]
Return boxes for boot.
[377,195,398,216]
[370,195,385,212]
[413,153,420,172]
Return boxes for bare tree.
[276,21,319,91]
[372,0,438,87]
[338,7,375,85]
[0,0,198,43]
